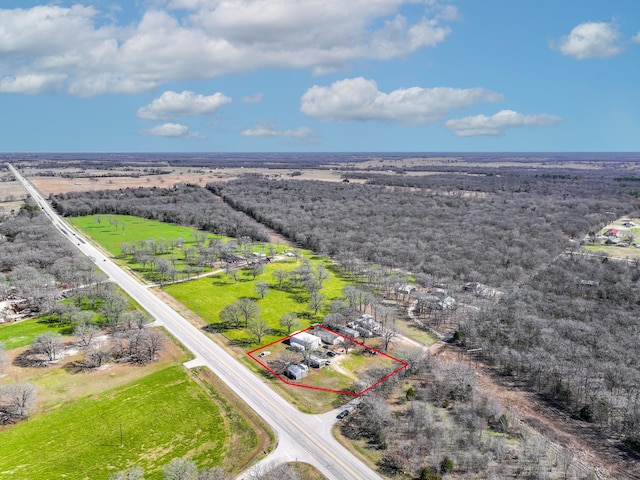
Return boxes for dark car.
[336,410,350,419]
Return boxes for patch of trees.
[0,211,102,312]
[342,352,591,479]
[461,254,640,443]
[50,184,269,242]
[109,456,305,480]
[208,173,639,288]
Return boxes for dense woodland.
[51,184,269,242]
[0,205,101,311]
[208,173,639,287]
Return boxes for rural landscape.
[1,152,640,479]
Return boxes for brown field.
[28,166,368,196]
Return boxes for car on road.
[258,351,271,358]
[336,410,350,419]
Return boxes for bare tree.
[100,290,128,331]
[0,381,37,418]
[272,270,288,289]
[198,467,231,480]
[308,290,326,315]
[249,262,265,280]
[219,302,243,328]
[315,263,330,288]
[164,457,198,480]
[74,321,99,348]
[279,312,299,334]
[236,298,260,328]
[255,281,269,299]
[248,316,270,344]
[121,310,150,330]
[381,326,398,351]
[31,332,63,361]
[246,464,301,480]
[109,466,145,480]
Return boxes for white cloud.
[0,1,454,96]
[445,110,563,136]
[0,73,66,94]
[242,93,264,104]
[137,90,231,120]
[300,77,503,123]
[242,123,312,139]
[139,123,204,138]
[633,32,640,43]
[555,22,622,59]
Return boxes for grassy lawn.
[0,317,68,349]
[68,215,209,257]
[164,259,349,347]
[0,365,263,479]
[583,244,640,259]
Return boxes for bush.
[624,435,640,454]
[439,456,454,475]
[419,467,442,480]
[579,404,593,422]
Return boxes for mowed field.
[68,214,217,257]
[164,257,348,346]
[0,317,270,479]
[0,366,263,479]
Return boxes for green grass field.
[164,259,349,347]
[0,366,256,480]
[68,215,210,256]
[0,317,68,349]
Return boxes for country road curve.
[8,164,383,480]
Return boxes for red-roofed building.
[604,229,619,237]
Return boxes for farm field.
[0,364,266,479]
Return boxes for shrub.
[440,456,454,475]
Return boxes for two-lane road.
[8,164,382,480]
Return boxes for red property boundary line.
[247,325,408,396]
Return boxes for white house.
[290,331,322,351]
[313,328,344,345]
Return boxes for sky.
[1,1,639,152]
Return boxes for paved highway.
[8,164,382,480]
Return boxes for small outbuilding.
[286,364,309,380]
[308,355,330,368]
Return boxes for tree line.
[50,184,269,242]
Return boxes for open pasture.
[0,365,263,479]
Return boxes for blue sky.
[1,0,639,152]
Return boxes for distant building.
[604,229,620,237]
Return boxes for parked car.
[336,410,350,419]
[258,351,271,358]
